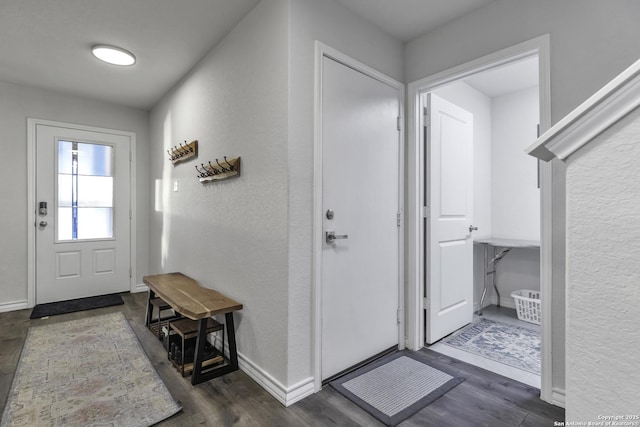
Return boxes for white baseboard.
[237,352,315,407]
[0,300,29,313]
[495,295,517,310]
[475,295,517,311]
[132,283,148,293]
[551,386,566,408]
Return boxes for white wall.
[491,86,540,241]
[0,80,149,310]
[405,0,640,396]
[147,0,404,397]
[148,0,290,386]
[565,107,640,421]
[490,87,541,304]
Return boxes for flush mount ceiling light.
[91,44,136,66]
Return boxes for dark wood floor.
[0,292,564,426]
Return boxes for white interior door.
[425,93,474,344]
[321,56,401,380]
[35,123,131,304]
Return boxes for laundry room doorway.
[406,35,554,400]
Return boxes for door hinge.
[397,308,401,324]
[397,116,401,131]
[423,297,429,307]
[397,212,401,227]
[129,267,132,278]
[423,206,430,218]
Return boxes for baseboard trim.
[475,296,517,311]
[490,295,517,310]
[238,352,315,407]
[132,284,148,293]
[0,300,29,313]
[551,386,566,408]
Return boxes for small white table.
[473,238,540,315]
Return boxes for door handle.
[326,231,348,244]
[469,225,478,232]
[39,221,48,227]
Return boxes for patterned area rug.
[1,312,182,426]
[331,351,464,426]
[442,318,541,374]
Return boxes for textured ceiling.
[0,0,497,110]
[465,56,539,98]
[0,0,260,109]
[332,0,496,42]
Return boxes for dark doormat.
[330,350,465,426]
[30,294,124,319]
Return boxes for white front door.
[321,56,401,380]
[425,93,474,344]
[35,122,132,304]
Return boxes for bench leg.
[145,289,155,327]
[225,312,238,370]
[191,313,239,385]
[192,318,208,385]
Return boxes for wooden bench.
[143,272,243,385]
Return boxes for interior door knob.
[39,221,48,227]
[469,225,478,232]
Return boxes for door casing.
[27,118,137,307]
[406,35,555,404]
[312,42,405,391]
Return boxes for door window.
[57,140,114,240]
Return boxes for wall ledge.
[528,58,640,161]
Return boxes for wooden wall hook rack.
[168,140,198,164]
[195,156,241,183]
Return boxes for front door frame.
[27,118,137,307]
[406,35,554,403]
[312,42,405,391]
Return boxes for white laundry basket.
[511,290,541,325]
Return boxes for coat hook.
[216,158,228,172]
[208,161,219,175]
[223,156,234,171]
[184,140,194,153]
[169,139,197,164]
[197,156,240,182]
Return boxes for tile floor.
[427,305,542,388]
